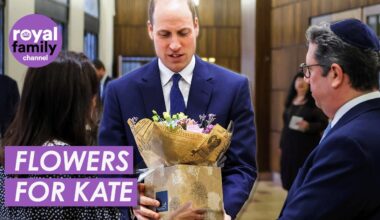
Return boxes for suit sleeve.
[279,136,373,220]
[222,77,257,218]
[98,82,128,146]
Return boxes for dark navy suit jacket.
[279,98,380,220]
[101,76,112,104]
[99,56,257,219]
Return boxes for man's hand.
[168,202,206,220]
[133,183,161,220]
[224,212,231,220]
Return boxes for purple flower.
[203,124,214,134]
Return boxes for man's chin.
[163,62,186,72]
[316,102,328,116]
[314,100,322,109]
[315,101,320,107]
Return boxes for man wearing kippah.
[279,18,380,219]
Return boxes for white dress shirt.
[159,56,195,112]
[100,74,108,98]
[330,91,380,128]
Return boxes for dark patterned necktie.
[170,74,186,115]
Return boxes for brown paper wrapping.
[128,118,232,220]
[128,118,232,167]
[145,165,224,220]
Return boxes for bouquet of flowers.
[127,111,233,220]
[128,111,233,168]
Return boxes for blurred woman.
[279,71,328,190]
[73,52,102,146]
[0,51,120,219]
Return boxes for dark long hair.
[70,52,100,127]
[285,71,315,108]
[2,51,95,150]
[71,52,101,145]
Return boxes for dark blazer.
[99,56,257,219]
[100,76,112,104]
[0,75,20,136]
[279,98,380,220]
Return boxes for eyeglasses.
[299,63,325,78]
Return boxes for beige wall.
[68,0,85,51]
[4,0,35,92]
[241,0,256,84]
[99,0,115,75]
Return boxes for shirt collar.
[331,91,380,127]
[159,55,195,86]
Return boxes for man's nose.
[169,36,181,51]
[303,76,310,84]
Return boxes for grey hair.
[306,22,380,91]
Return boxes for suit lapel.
[138,58,166,117]
[186,56,214,119]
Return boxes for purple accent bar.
[5,178,138,207]
[5,146,133,175]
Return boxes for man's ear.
[194,17,199,37]
[147,20,154,40]
[330,63,344,89]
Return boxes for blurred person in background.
[0,51,120,219]
[77,54,102,145]
[93,59,112,104]
[279,71,327,190]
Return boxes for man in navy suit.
[99,0,257,219]
[0,74,19,139]
[93,59,112,104]
[279,19,380,219]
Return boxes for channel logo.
[9,14,62,67]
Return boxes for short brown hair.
[148,0,198,24]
